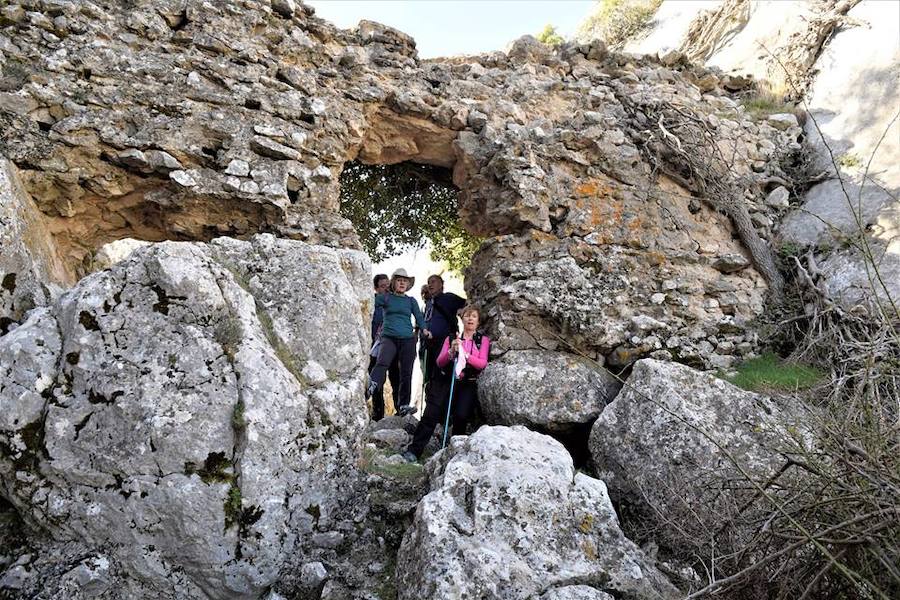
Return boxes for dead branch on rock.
[679,0,752,63]
[613,88,786,299]
[767,0,865,102]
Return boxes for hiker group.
[366,269,490,463]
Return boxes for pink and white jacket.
[436,333,490,379]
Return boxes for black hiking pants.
[370,336,417,412]
[368,353,399,421]
[408,376,479,458]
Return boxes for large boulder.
[0,234,370,599]
[397,425,679,600]
[478,350,621,431]
[0,159,69,334]
[589,359,806,549]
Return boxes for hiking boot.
[400,450,418,463]
[397,405,415,417]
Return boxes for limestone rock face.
[617,0,900,310]
[589,359,806,549]
[397,425,679,600]
[478,350,620,431]
[0,0,802,368]
[0,160,69,333]
[0,235,370,599]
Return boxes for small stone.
[117,149,148,169]
[716,341,735,355]
[658,49,683,67]
[187,71,202,86]
[169,170,197,187]
[223,176,241,192]
[272,0,296,19]
[631,315,667,333]
[300,561,327,588]
[712,254,750,273]
[146,150,182,172]
[767,113,798,131]
[750,212,772,228]
[370,429,409,448]
[661,279,678,291]
[765,186,790,209]
[311,165,332,181]
[650,293,666,305]
[240,180,260,194]
[311,531,344,549]
[708,354,735,369]
[250,136,301,161]
[224,159,250,177]
[468,110,488,130]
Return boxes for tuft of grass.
[224,483,242,529]
[837,152,861,169]
[777,241,804,259]
[742,94,794,119]
[360,447,422,480]
[215,316,244,358]
[742,78,794,119]
[231,399,246,433]
[724,352,825,392]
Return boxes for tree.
[537,24,564,47]
[339,161,482,274]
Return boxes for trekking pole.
[441,351,458,449]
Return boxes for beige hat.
[390,268,415,288]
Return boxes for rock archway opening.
[338,160,480,278]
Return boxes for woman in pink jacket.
[402,305,490,462]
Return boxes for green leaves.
[339,161,482,274]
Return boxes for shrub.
[577,0,662,49]
[537,24,564,47]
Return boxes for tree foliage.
[537,24,564,47]
[576,0,662,49]
[339,161,482,273]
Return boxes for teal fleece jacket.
[375,293,425,339]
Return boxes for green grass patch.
[360,446,423,480]
[742,95,794,119]
[723,353,825,392]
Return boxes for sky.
[306,0,596,58]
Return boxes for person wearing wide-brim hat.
[367,268,431,416]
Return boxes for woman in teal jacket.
[367,269,431,417]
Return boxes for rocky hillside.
[1,1,895,599]
[597,0,899,308]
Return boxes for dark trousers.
[408,377,478,458]
[370,336,417,411]
[419,336,443,385]
[368,353,399,421]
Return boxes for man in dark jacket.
[422,274,466,406]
